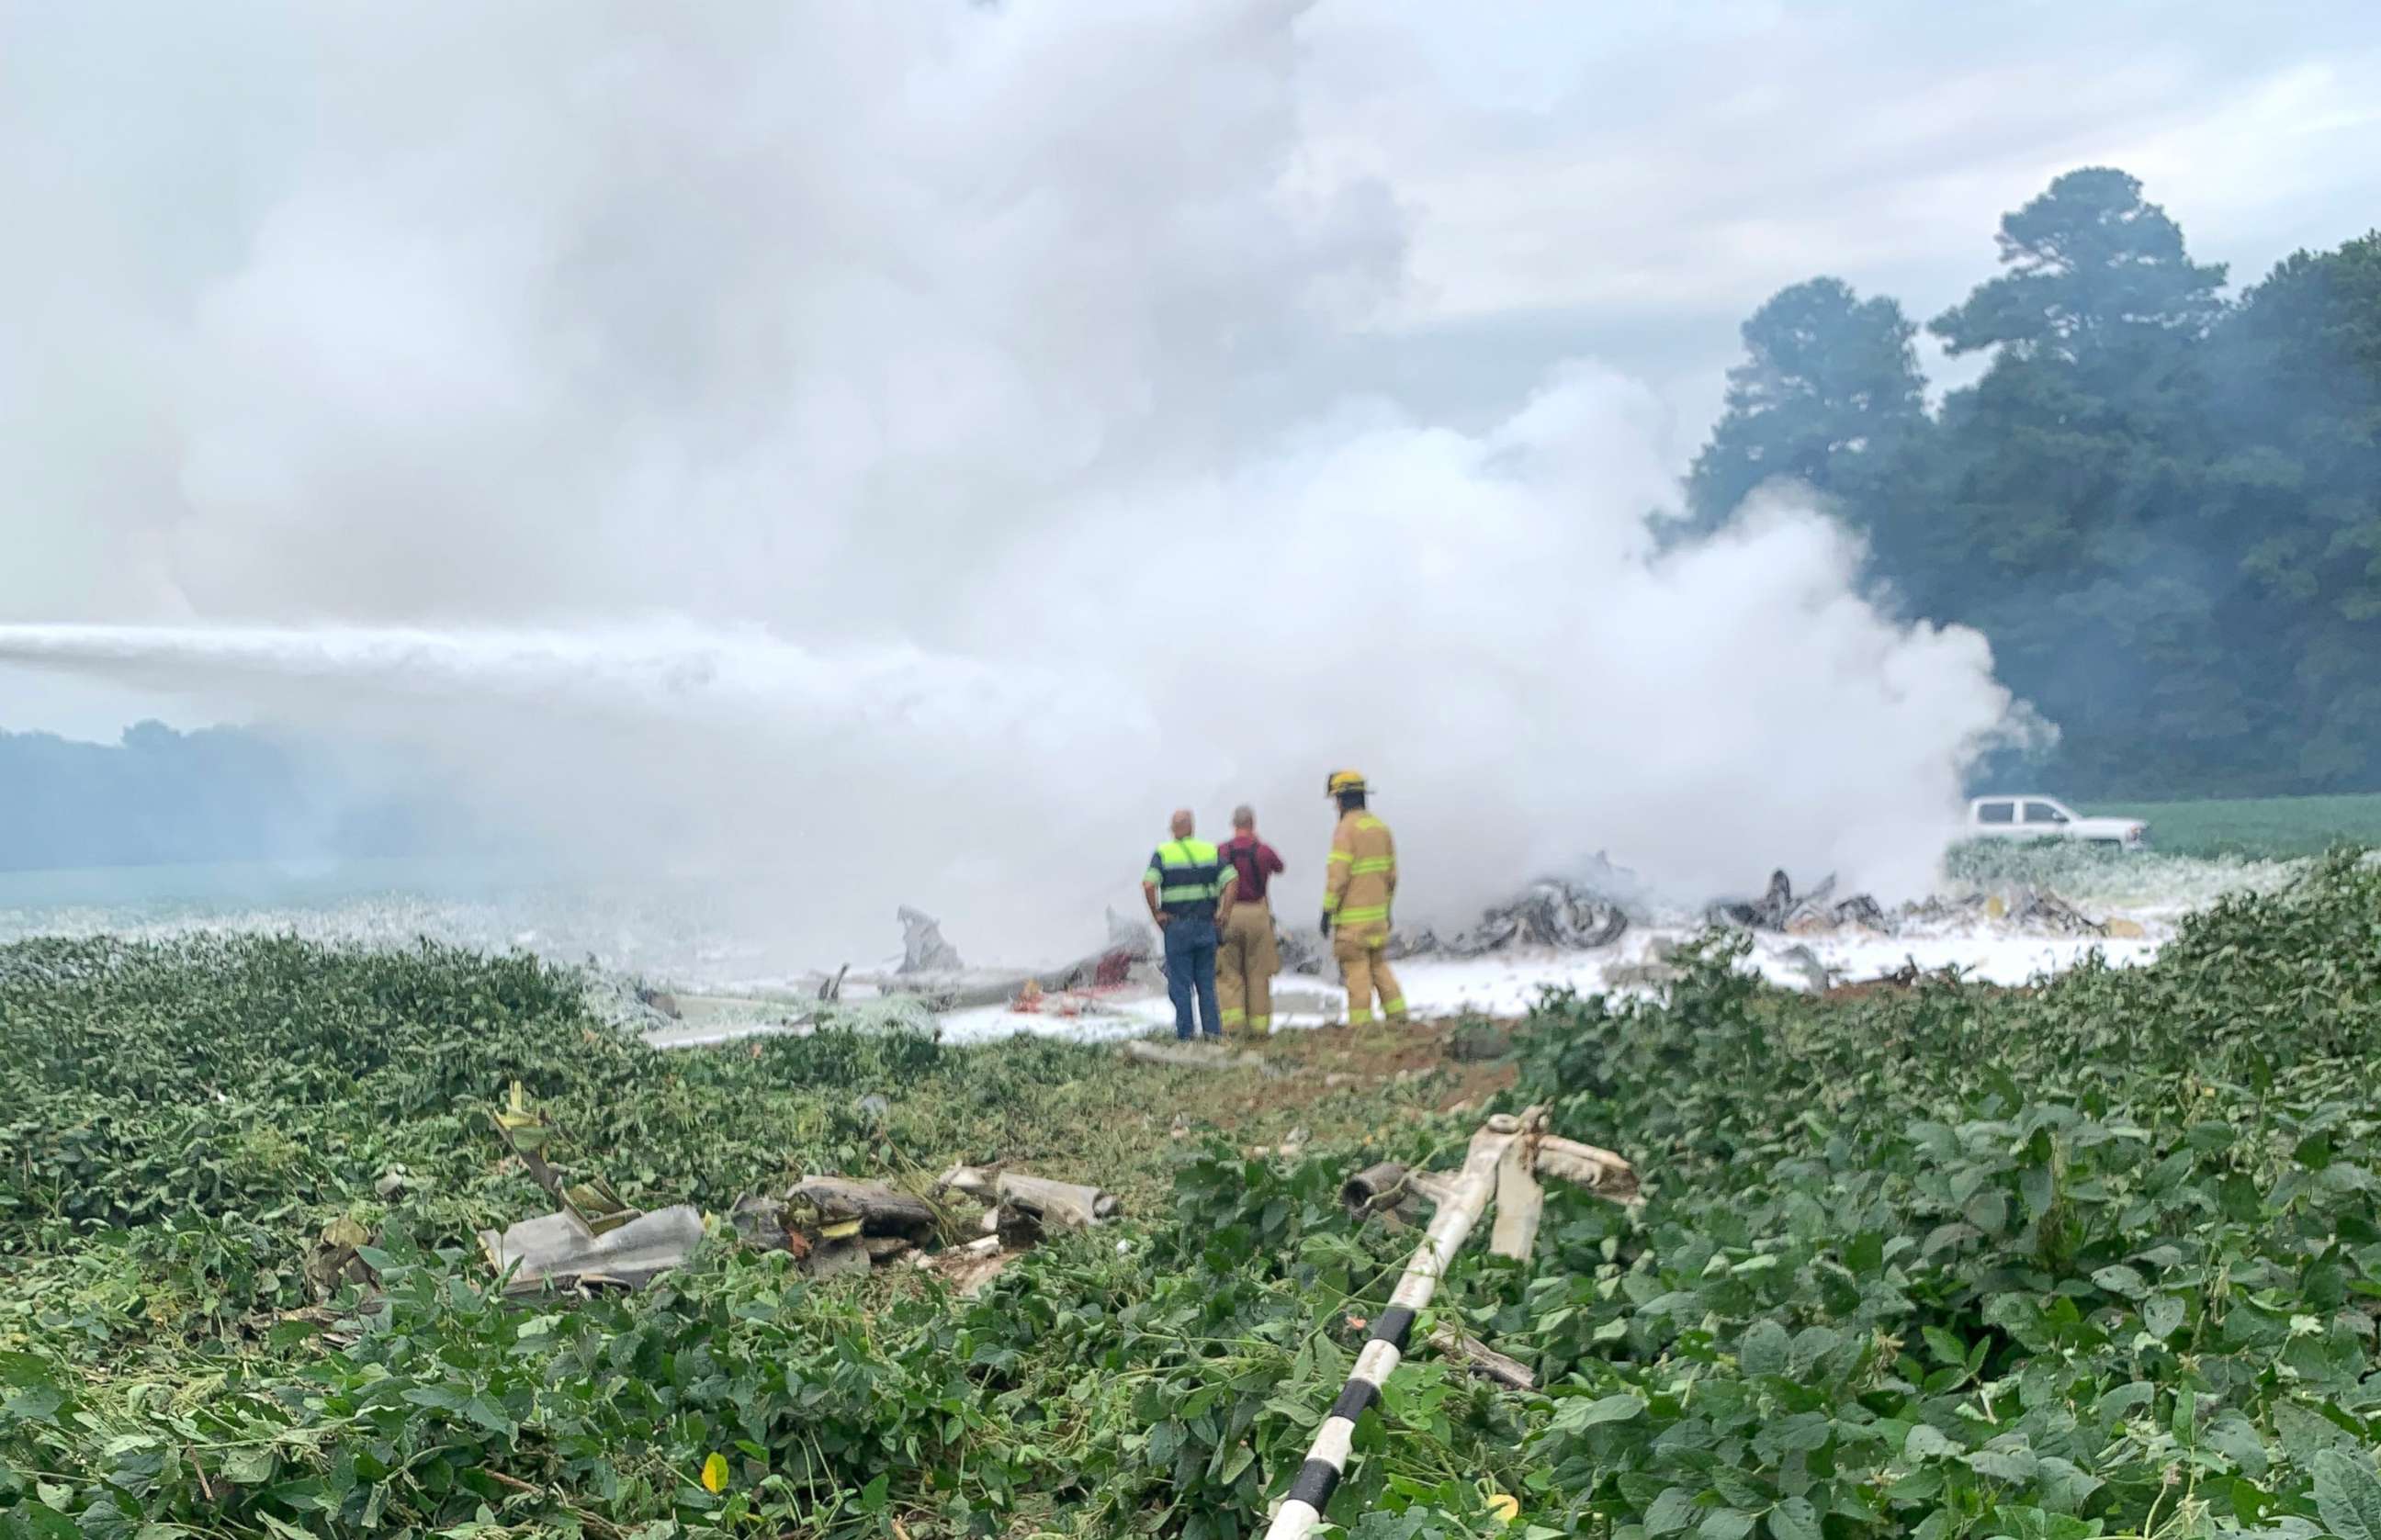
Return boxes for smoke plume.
[0,2,2024,961]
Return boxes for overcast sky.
[1299,0,2381,430]
[5,0,2379,742]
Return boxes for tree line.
[0,722,458,872]
[1688,167,2381,799]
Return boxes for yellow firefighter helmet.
[1326,770,1368,797]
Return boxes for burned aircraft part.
[1443,880,1629,955]
[480,1205,705,1294]
[1830,894,1890,930]
[993,1174,1118,1230]
[730,1193,793,1251]
[1999,887,2105,935]
[1339,1160,1460,1223]
[897,905,965,973]
[1394,879,1631,961]
[1277,926,1329,976]
[1710,870,1888,937]
[783,1175,940,1246]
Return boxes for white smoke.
[0,1,2024,961]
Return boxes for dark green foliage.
[1930,168,2227,361]
[1687,277,1932,532]
[1497,850,2381,1539]
[1692,164,2381,798]
[6,859,2381,1535]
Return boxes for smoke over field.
[0,3,2028,959]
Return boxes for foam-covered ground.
[0,846,2302,1046]
[929,924,2165,1043]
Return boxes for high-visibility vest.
[1145,837,1231,917]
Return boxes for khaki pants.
[1334,924,1406,1026]
[1218,902,1280,1033]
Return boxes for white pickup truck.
[1966,796,2149,849]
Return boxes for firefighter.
[1216,804,1285,1034]
[1320,770,1405,1026]
[1142,808,1231,1040]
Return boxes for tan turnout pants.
[1218,901,1280,1033]
[1334,923,1406,1027]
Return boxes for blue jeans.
[1162,916,1223,1040]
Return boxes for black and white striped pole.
[1262,1109,1636,1540]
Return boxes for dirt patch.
[1179,1017,1522,1139]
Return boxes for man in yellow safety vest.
[1143,808,1232,1040]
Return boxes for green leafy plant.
[5,850,2379,1535]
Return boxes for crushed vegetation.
[5,850,2381,1537]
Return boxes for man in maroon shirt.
[1216,805,1286,1034]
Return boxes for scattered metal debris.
[927,1164,1121,1280]
[1706,869,2140,943]
[928,1234,1016,1297]
[897,906,965,973]
[1278,925,1329,977]
[478,1081,698,1292]
[1708,870,1798,930]
[937,1163,1118,1242]
[1428,1323,1536,1390]
[1270,1111,1638,1540]
[1339,1160,1459,1224]
[1984,887,2109,936]
[730,1193,793,1249]
[739,1175,945,1277]
[784,1176,939,1245]
[480,1206,705,1294]
[988,1174,1117,1242]
[490,1080,641,1234]
[1829,894,1890,930]
[1707,870,1889,935]
[883,905,1156,1011]
[1394,878,1630,961]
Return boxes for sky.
[6,0,2377,740]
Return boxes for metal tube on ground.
[1262,1117,1520,1540]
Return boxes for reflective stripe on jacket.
[1145,837,1233,917]
[1323,812,1395,931]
